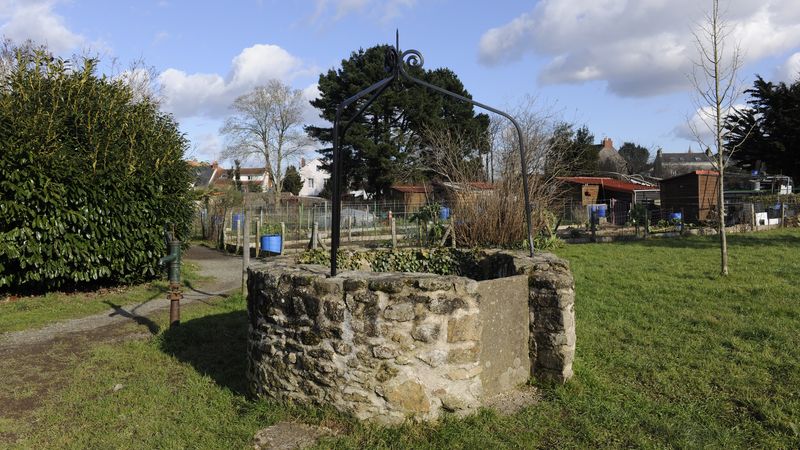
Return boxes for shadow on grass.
[158,310,249,395]
[182,279,231,299]
[104,301,161,335]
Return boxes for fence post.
[255,220,261,256]
[749,203,756,230]
[451,214,456,249]
[237,209,243,254]
[391,218,397,248]
[312,222,319,250]
[780,202,786,228]
[348,215,352,243]
[242,207,249,294]
[590,210,597,243]
[280,222,286,254]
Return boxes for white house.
[298,158,330,197]
[207,162,271,191]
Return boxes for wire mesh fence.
[193,193,800,254]
[552,196,800,241]
[195,198,449,255]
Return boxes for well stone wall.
[246,251,575,423]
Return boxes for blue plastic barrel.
[591,204,607,218]
[670,212,682,221]
[439,207,451,221]
[232,213,243,231]
[260,234,282,254]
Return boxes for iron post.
[159,238,182,327]
[328,31,536,276]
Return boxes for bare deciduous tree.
[423,96,568,248]
[688,0,752,276]
[220,80,308,204]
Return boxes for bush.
[297,248,481,276]
[0,49,193,292]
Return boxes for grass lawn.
[12,229,800,448]
[0,262,207,334]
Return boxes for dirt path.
[0,245,243,349]
[0,245,244,443]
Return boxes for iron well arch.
[329,32,535,275]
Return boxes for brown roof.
[238,167,267,175]
[661,170,720,182]
[558,177,659,194]
[390,184,428,194]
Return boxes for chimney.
[300,157,306,168]
[603,137,613,149]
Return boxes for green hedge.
[0,50,193,292]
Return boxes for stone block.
[416,278,452,291]
[369,278,405,294]
[446,365,482,380]
[323,300,345,322]
[447,314,481,342]
[376,362,399,382]
[411,322,440,343]
[344,278,368,291]
[428,296,468,315]
[372,345,398,359]
[383,303,414,321]
[417,349,447,368]
[448,343,481,364]
[384,379,430,413]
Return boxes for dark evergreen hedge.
[0,50,193,292]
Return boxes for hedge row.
[0,50,193,292]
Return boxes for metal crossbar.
[329,31,535,275]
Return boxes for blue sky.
[2,0,799,165]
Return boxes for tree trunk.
[718,168,728,276]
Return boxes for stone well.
[246,251,575,424]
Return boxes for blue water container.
[670,212,682,221]
[232,213,243,231]
[439,207,451,221]
[591,204,607,218]
[260,234,282,255]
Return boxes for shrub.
[297,248,481,276]
[0,49,193,292]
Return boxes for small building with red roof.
[557,176,660,225]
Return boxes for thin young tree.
[688,0,751,276]
[220,80,308,205]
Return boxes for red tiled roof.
[558,177,659,194]
[390,184,428,193]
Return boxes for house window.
[309,178,314,188]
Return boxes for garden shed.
[558,177,660,224]
[386,184,430,212]
[659,170,720,223]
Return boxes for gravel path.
[0,245,244,349]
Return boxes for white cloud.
[776,52,800,82]
[479,0,800,97]
[229,44,307,87]
[674,103,747,145]
[301,83,325,126]
[158,44,316,120]
[0,0,84,53]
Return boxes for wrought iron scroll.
[330,31,535,276]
